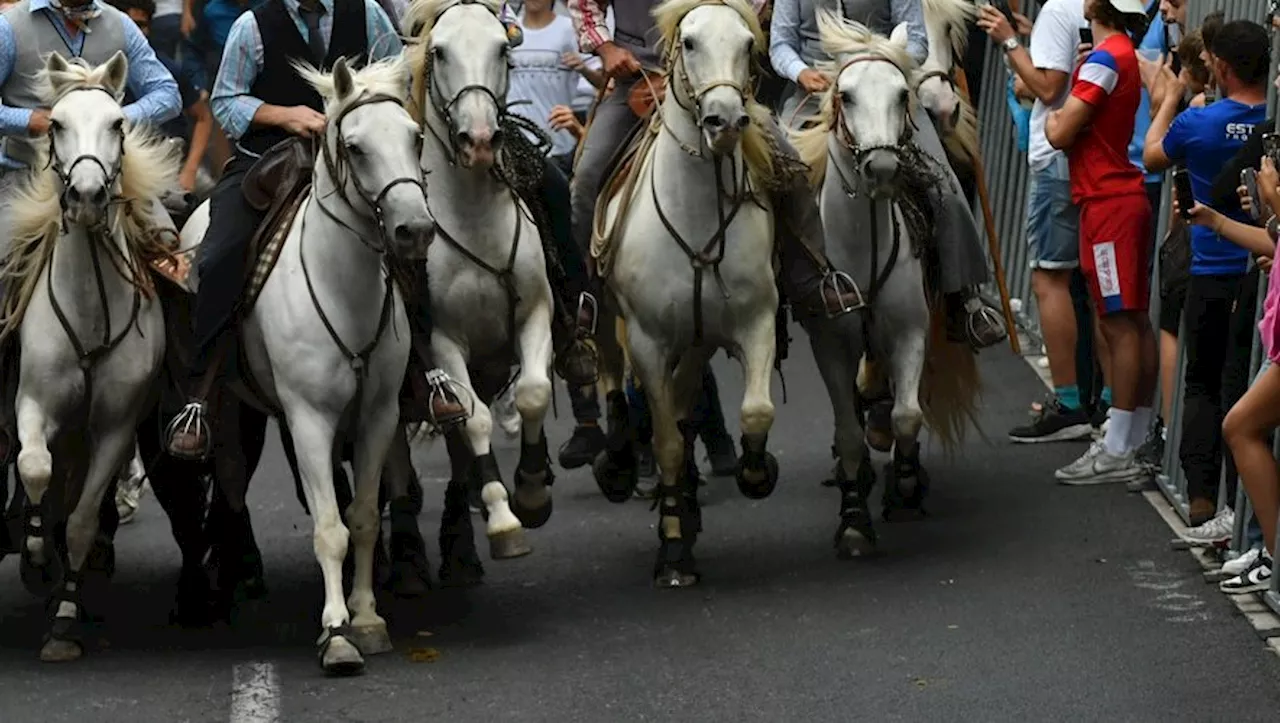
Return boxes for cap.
[1108,0,1149,15]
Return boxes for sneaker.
[1008,396,1093,444]
[1054,441,1144,485]
[558,424,606,469]
[1091,405,1111,441]
[1222,546,1263,577]
[1219,551,1274,594]
[1178,508,1235,547]
[1134,426,1164,471]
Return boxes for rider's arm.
[209,12,267,139]
[768,0,807,83]
[121,15,182,126]
[891,0,930,67]
[0,17,35,136]
[567,0,612,54]
[366,0,404,60]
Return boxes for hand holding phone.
[1263,132,1280,166]
[1241,168,1262,221]
[1173,167,1195,221]
[1079,28,1094,45]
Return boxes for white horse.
[404,0,555,561]
[917,0,981,171]
[1,52,177,662]
[791,13,980,558]
[592,0,778,588]
[180,56,435,675]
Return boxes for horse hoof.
[592,450,638,504]
[349,624,393,656]
[835,525,878,560]
[488,529,532,560]
[510,490,553,529]
[319,636,365,677]
[653,567,699,588]
[735,452,779,500]
[20,551,61,598]
[882,463,929,522]
[39,636,83,663]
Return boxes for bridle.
[827,54,917,197]
[420,14,510,166]
[661,28,753,158]
[313,91,429,254]
[45,86,126,214]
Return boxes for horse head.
[408,0,510,170]
[823,13,917,198]
[656,0,764,156]
[917,0,974,134]
[299,55,435,260]
[41,51,130,228]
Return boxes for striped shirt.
[566,0,766,54]
[210,0,401,142]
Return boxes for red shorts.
[1079,194,1152,314]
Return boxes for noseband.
[45,87,126,214]
[317,92,428,254]
[421,26,509,163]
[666,40,751,132]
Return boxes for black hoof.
[882,461,929,522]
[593,449,638,503]
[735,451,779,500]
[438,556,485,588]
[653,566,700,588]
[835,517,878,559]
[511,492,553,529]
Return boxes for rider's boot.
[774,175,863,318]
[946,286,1007,350]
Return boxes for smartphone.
[1264,132,1280,165]
[1079,28,1094,45]
[1241,168,1262,221]
[1173,167,1195,220]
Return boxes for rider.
[0,0,182,466]
[769,0,1008,348]
[162,0,466,458]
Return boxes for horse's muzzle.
[455,125,503,170]
[860,148,899,196]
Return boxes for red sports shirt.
[1067,32,1145,203]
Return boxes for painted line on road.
[1017,342,1280,659]
[230,662,280,723]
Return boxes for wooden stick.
[955,67,1022,355]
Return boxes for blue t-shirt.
[1129,4,1164,183]
[1162,98,1266,276]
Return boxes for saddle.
[626,71,667,119]
[589,107,656,280]
[241,138,315,309]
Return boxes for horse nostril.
[703,114,726,130]
[90,187,107,206]
[65,186,82,204]
[456,130,474,147]
[393,223,414,245]
[734,114,750,130]
[490,128,505,148]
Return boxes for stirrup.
[425,369,472,431]
[164,401,212,461]
[966,304,1007,350]
[822,270,865,317]
[575,292,599,335]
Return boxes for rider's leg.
[909,106,1007,349]
[407,262,468,427]
[540,155,597,387]
[165,154,261,457]
[764,118,864,317]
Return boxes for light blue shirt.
[1129,3,1162,183]
[0,0,181,167]
[769,0,930,83]
[210,0,402,141]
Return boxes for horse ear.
[889,22,910,50]
[45,52,70,93]
[332,57,355,101]
[102,50,130,99]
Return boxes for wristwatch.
[1002,37,1020,52]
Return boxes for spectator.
[1144,19,1270,527]
[1130,2,1163,230]
[1045,0,1157,484]
[980,0,1095,443]
[565,1,608,124]
[194,0,260,168]
[509,0,583,175]
[150,0,206,91]
[112,0,215,194]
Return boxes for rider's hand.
[976,5,1016,44]
[27,108,51,136]
[797,69,830,95]
[597,42,641,80]
[179,166,197,193]
[283,106,326,138]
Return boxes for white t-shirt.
[1027,0,1087,172]
[154,0,183,18]
[510,15,582,157]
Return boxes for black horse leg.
[438,429,483,587]
[384,429,432,597]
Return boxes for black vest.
[241,0,369,155]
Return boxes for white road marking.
[230,662,280,723]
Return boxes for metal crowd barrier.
[971,0,1280,609]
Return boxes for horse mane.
[652,0,778,190]
[293,54,412,112]
[922,0,975,62]
[0,59,181,340]
[790,11,917,187]
[403,0,504,123]
[943,94,980,171]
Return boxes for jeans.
[1178,273,1247,504]
[149,14,209,90]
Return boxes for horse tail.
[941,95,980,175]
[920,299,984,453]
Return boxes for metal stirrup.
[575,292,599,335]
[822,270,865,317]
[424,369,472,429]
[164,401,212,460]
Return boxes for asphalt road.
[2,328,1279,722]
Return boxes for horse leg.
[592,312,637,502]
[208,401,268,614]
[344,392,400,657]
[383,429,431,598]
[808,325,877,558]
[15,395,62,596]
[857,355,895,454]
[510,304,555,529]
[732,313,779,500]
[433,336,527,560]
[881,327,929,521]
[39,422,135,662]
[280,406,363,675]
[439,428,484,586]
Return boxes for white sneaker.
[1222,546,1262,577]
[1055,441,1143,485]
[1220,552,1274,594]
[1178,508,1235,547]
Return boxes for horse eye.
[842,91,854,105]
[683,37,694,51]
[345,142,364,156]
[898,89,908,105]
[112,118,124,132]
[432,46,445,62]
[49,118,62,132]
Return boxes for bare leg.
[1159,329,1179,423]
[1032,269,1079,390]
[1223,363,1280,554]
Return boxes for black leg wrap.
[734,432,779,499]
[592,390,638,503]
[833,455,878,559]
[468,453,503,522]
[20,504,60,598]
[883,445,928,521]
[652,467,702,588]
[512,431,555,529]
[438,478,484,587]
